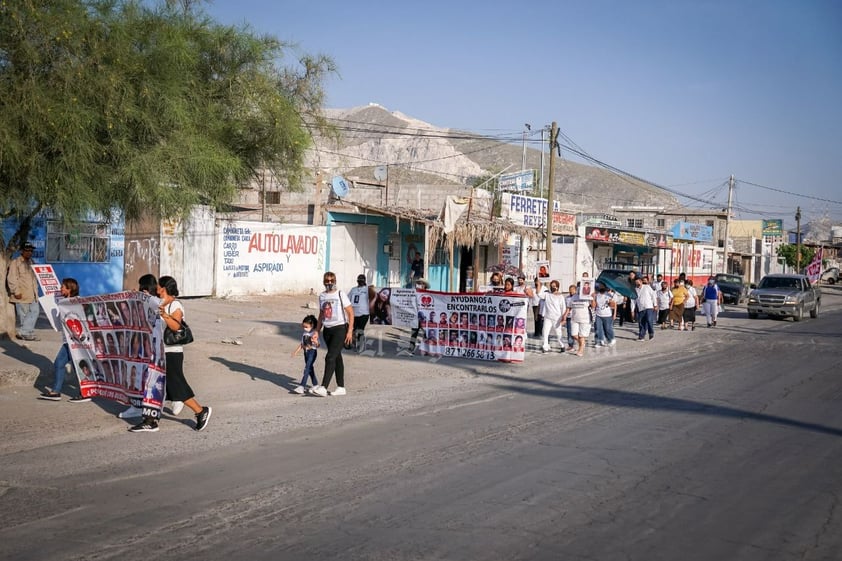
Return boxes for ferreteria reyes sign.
[215,221,327,295]
[501,193,575,234]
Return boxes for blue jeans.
[595,316,615,344]
[52,343,72,393]
[15,301,40,337]
[300,349,318,386]
[565,317,574,347]
[638,308,655,339]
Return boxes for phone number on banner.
[443,347,497,360]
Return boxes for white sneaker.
[118,405,143,419]
[309,385,328,397]
[292,385,306,394]
[170,401,184,415]
[330,386,346,396]
[608,339,616,346]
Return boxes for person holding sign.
[37,278,80,401]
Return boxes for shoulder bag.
[163,302,194,346]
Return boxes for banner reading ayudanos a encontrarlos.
[415,291,528,362]
[57,292,166,419]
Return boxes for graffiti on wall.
[125,238,160,274]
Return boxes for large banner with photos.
[415,291,528,362]
[57,292,166,419]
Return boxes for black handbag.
[164,320,194,345]
[163,303,194,345]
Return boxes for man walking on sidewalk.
[7,242,40,341]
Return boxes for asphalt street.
[1,292,841,561]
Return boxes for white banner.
[415,291,528,362]
[58,292,166,419]
[370,287,418,327]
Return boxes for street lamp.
[795,206,802,272]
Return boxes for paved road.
[1,298,841,560]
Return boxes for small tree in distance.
[775,244,816,272]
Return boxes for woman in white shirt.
[311,271,354,397]
[540,280,567,353]
[593,285,617,346]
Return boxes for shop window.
[46,221,110,263]
[626,219,644,229]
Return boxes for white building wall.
[215,220,327,296]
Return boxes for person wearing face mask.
[310,272,354,397]
[593,284,617,347]
[488,272,504,293]
[701,276,723,327]
[563,284,578,351]
[347,274,371,352]
[669,278,689,330]
[408,278,430,353]
[530,278,548,338]
[539,280,567,353]
[656,281,673,329]
[632,277,658,341]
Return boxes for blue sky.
[205,0,842,229]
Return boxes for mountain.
[308,104,679,212]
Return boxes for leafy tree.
[775,243,815,271]
[0,0,335,336]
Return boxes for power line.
[738,180,842,205]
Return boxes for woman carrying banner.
[129,276,211,432]
[38,278,81,401]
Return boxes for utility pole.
[545,121,558,265]
[723,174,734,273]
[796,206,802,272]
[521,123,531,171]
[539,127,546,197]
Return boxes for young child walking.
[290,315,320,394]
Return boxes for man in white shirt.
[348,274,371,352]
[633,277,658,341]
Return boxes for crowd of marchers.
[473,269,727,358]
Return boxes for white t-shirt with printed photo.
[319,290,352,329]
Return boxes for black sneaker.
[69,395,91,403]
[195,406,212,432]
[38,391,62,401]
[128,420,159,433]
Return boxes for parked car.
[714,273,749,304]
[747,274,821,321]
[595,268,637,299]
[821,267,839,284]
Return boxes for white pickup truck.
[747,274,821,322]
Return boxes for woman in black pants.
[310,271,354,397]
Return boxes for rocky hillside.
[307,104,678,212]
